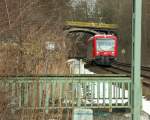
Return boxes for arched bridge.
[64,21,118,35]
[65,28,99,35]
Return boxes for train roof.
[94,34,116,37]
[87,34,117,42]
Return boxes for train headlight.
[112,52,114,55]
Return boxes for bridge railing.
[0,75,131,112]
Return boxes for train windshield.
[96,38,115,51]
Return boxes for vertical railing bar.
[124,82,126,99]
[70,80,72,108]
[15,81,17,105]
[89,82,92,106]
[72,82,74,108]
[59,82,62,108]
[12,82,15,100]
[85,82,88,108]
[6,81,9,101]
[51,79,54,108]
[23,82,25,106]
[28,83,30,107]
[29,81,33,107]
[116,82,118,106]
[122,82,124,106]
[91,81,92,106]
[12,82,15,101]
[128,82,131,106]
[5,82,8,93]
[50,81,53,108]
[109,82,112,111]
[84,82,86,107]
[34,80,38,108]
[1,80,3,90]
[97,81,100,107]
[91,82,94,107]
[119,83,120,98]
[74,82,77,107]
[62,82,66,107]
[77,82,81,107]
[52,80,55,107]
[24,82,28,106]
[64,82,67,107]
[113,82,115,99]
[103,82,105,106]
[65,82,69,108]
[8,82,11,97]
[31,81,34,108]
[45,79,50,114]
[39,81,43,108]
[124,82,126,105]
[99,81,101,99]
[19,82,21,107]
[87,82,90,102]
[114,82,116,105]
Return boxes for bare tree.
[0,0,72,75]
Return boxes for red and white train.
[86,34,118,65]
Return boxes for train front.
[94,35,118,65]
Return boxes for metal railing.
[0,75,131,112]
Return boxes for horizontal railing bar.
[0,77,131,79]
[19,106,131,109]
[0,74,129,77]
[0,78,131,82]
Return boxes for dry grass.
[0,0,73,119]
[0,0,71,75]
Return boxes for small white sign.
[45,42,55,50]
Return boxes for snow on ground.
[67,59,95,74]
[142,97,150,115]
[67,59,150,116]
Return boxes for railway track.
[85,62,150,100]
[85,62,150,86]
[112,62,150,100]
[112,62,150,86]
[113,62,150,72]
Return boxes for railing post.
[132,0,142,119]
[109,82,112,112]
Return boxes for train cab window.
[96,38,115,51]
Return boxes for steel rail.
[111,64,150,86]
[113,61,150,71]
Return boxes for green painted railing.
[0,75,131,112]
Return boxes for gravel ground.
[93,111,150,120]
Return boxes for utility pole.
[131,0,142,120]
